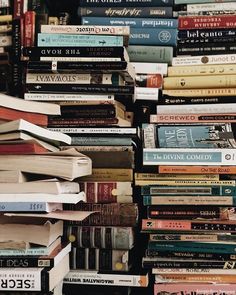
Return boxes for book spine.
[0,202,55,212]
[177,43,236,56]
[0,0,9,7]
[0,35,11,47]
[150,113,236,123]
[153,268,236,275]
[24,46,126,58]
[79,0,174,7]
[142,219,236,232]
[143,195,235,206]
[27,60,127,71]
[129,28,177,46]
[82,16,177,28]
[178,15,236,30]
[67,226,133,249]
[24,11,36,47]
[0,14,12,22]
[157,96,236,105]
[37,33,124,47]
[79,6,172,18]
[172,54,236,66]
[64,271,148,287]
[178,29,236,40]
[147,250,236,261]
[41,25,130,35]
[178,36,236,45]
[0,24,11,33]
[71,136,132,146]
[26,84,134,95]
[0,256,54,268]
[175,0,235,3]
[186,2,236,13]
[146,205,222,219]
[127,45,173,64]
[162,89,236,97]
[158,166,236,175]
[143,260,236,269]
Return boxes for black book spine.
[142,260,236,269]
[178,28,236,40]
[146,249,236,261]
[23,46,125,58]
[79,0,174,7]
[78,6,173,18]
[99,249,113,271]
[26,84,134,95]
[177,43,236,56]
[191,222,236,232]
[60,104,116,118]
[27,61,128,72]
[0,257,54,268]
[158,96,236,105]
[178,36,236,45]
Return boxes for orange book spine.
[159,165,236,174]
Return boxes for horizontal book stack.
[0,95,93,294]
[138,0,236,294]
[0,0,12,94]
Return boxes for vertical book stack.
[140,0,236,295]
[0,94,92,294]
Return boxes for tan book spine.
[0,14,12,23]
[79,168,133,182]
[135,172,219,180]
[163,88,236,97]
[159,165,236,174]
[163,74,236,90]
[135,179,235,186]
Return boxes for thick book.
[0,148,92,181]
[0,106,48,126]
[0,243,71,268]
[65,203,138,226]
[0,170,28,183]
[64,270,148,287]
[142,123,236,149]
[66,226,134,250]
[0,254,69,291]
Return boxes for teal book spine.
[37,33,124,47]
[148,241,236,254]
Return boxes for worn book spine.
[78,6,172,18]
[79,0,174,7]
[24,11,36,47]
[37,33,124,47]
[66,226,134,249]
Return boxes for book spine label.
[24,46,125,58]
[179,15,236,30]
[159,166,236,174]
[26,84,134,95]
[143,195,234,206]
[79,0,174,7]
[79,6,172,18]
[37,33,124,47]
[130,28,177,46]
[135,74,163,88]
[82,16,177,28]
[0,269,41,290]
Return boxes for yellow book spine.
[163,88,236,97]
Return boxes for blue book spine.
[141,185,236,196]
[82,17,178,28]
[129,28,177,46]
[80,0,174,7]
[37,33,124,47]
[148,241,236,254]
[0,202,52,212]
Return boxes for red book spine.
[178,15,236,30]
[24,10,36,47]
[13,0,23,19]
[0,143,47,154]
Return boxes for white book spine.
[26,73,113,84]
[48,127,137,134]
[41,25,130,35]
[157,103,236,114]
[64,271,147,287]
[152,268,236,275]
[24,93,114,101]
[187,2,236,12]
[0,268,42,291]
[148,196,233,205]
[0,0,9,7]
[172,54,236,66]
[40,56,121,62]
[134,87,159,101]
[131,62,168,76]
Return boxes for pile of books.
[0,95,93,293]
[139,0,236,294]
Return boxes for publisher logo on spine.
[158,31,171,43]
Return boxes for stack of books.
[137,0,236,294]
[0,0,12,94]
